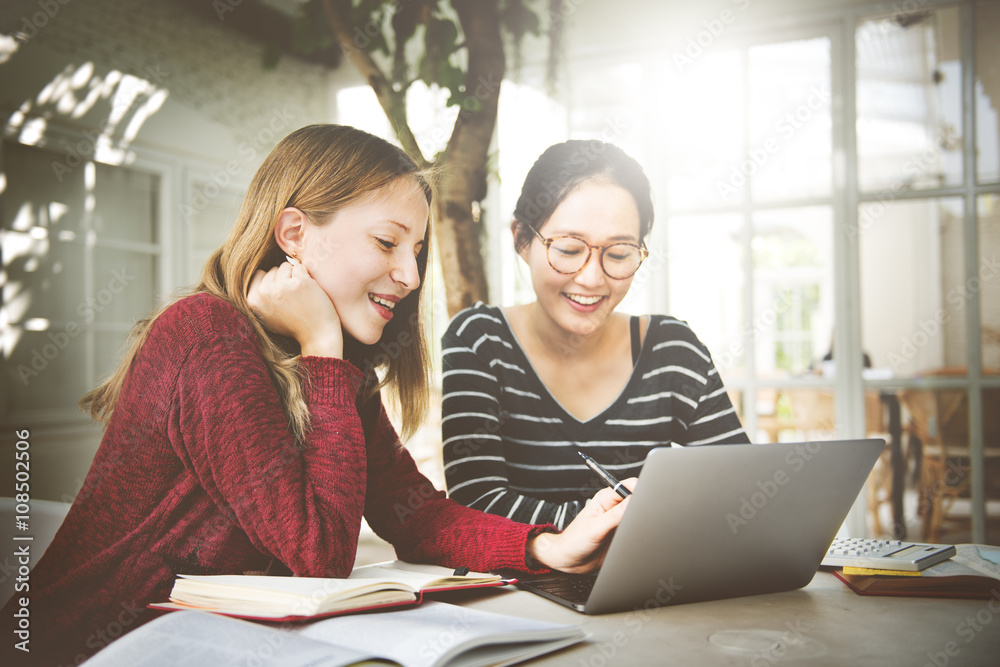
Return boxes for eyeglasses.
[532,227,648,280]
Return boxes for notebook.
[507,439,884,613]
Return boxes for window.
[493,1,999,542]
[1,141,161,419]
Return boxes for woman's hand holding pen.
[248,258,344,358]
[525,477,637,574]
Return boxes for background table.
[435,571,1000,666]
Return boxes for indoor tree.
[292,0,562,316]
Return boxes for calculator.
[820,537,956,571]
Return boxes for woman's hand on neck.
[248,260,344,358]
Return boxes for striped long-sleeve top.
[442,303,750,529]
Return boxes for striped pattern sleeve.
[648,320,750,446]
[441,306,582,529]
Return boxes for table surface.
[434,571,1000,667]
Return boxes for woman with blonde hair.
[10,125,631,665]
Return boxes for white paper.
[82,610,378,667]
[297,601,583,667]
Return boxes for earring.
[286,251,300,266]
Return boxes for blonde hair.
[81,124,433,443]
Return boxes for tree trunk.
[323,0,502,317]
[435,0,504,316]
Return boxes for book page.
[83,610,390,667]
[297,601,583,667]
[921,544,1000,580]
[178,574,416,597]
[171,575,418,617]
[348,561,500,590]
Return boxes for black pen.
[577,451,631,498]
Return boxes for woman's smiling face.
[300,177,429,345]
[521,178,642,338]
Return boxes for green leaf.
[391,0,422,46]
[351,2,390,55]
[425,16,458,55]
[442,62,467,107]
[290,13,332,56]
[419,15,461,94]
[391,1,425,83]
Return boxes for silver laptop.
[507,439,884,614]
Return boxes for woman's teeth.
[564,294,602,305]
[370,295,396,310]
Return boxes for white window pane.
[93,163,158,244]
[751,207,834,378]
[2,141,161,417]
[91,249,157,325]
[568,61,645,158]
[186,179,241,284]
[979,195,1000,373]
[748,37,832,202]
[856,7,964,193]
[860,198,967,378]
[662,50,745,209]
[667,214,745,379]
[976,2,1000,184]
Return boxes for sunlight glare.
[407,81,458,159]
[336,86,391,140]
[19,117,47,146]
[0,34,18,65]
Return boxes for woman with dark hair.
[442,140,748,529]
[7,126,630,665]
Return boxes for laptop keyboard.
[522,575,597,605]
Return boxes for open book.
[86,602,585,667]
[150,561,511,621]
[833,544,1000,599]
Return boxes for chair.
[780,389,905,537]
[898,374,1000,542]
[0,498,71,607]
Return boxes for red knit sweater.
[5,294,547,666]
